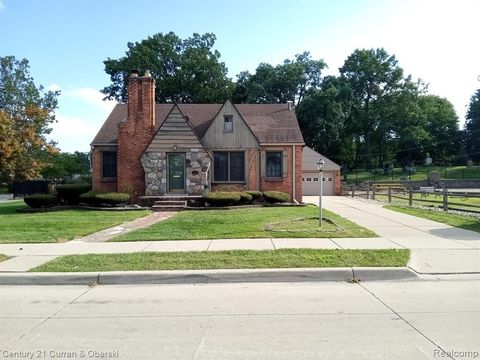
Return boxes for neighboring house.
[91,70,304,202]
[302,146,341,195]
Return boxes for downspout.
[292,144,297,203]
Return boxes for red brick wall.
[246,149,258,190]
[334,170,341,195]
[259,145,302,202]
[116,73,156,202]
[91,146,118,193]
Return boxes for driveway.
[303,196,480,274]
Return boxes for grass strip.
[0,254,9,263]
[385,205,480,233]
[31,249,410,272]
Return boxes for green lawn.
[0,188,9,195]
[0,200,151,243]
[345,165,480,184]
[377,193,480,212]
[113,206,377,241]
[0,254,8,263]
[30,249,410,272]
[385,205,480,233]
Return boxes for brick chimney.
[117,70,156,200]
[127,69,155,129]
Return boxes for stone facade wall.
[142,150,211,195]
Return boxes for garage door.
[302,172,335,195]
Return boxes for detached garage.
[302,146,341,195]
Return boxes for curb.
[0,267,418,285]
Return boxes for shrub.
[234,192,253,204]
[24,194,59,208]
[263,191,290,204]
[79,191,103,206]
[246,190,263,201]
[203,192,241,206]
[55,183,91,204]
[96,192,130,206]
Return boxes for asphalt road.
[1,280,479,360]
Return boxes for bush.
[234,192,253,204]
[203,192,241,206]
[96,192,130,206]
[79,191,103,206]
[24,194,59,208]
[55,183,91,204]
[263,191,290,204]
[246,190,263,201]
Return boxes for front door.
[168,153,186,193]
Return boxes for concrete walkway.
[304,196,480,274]
[1,196,479,274]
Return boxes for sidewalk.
[0,196,479,275]
[304,196,480,274]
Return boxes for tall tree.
[465,89,480,161]
[232,52,326,107]
[340,48,404,168]
[297,76,353,165]
[101,32,234,103]
[0,56,59,181]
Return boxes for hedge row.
[202,190,290,207]
[23,182,130,208]
[79,191,130,206]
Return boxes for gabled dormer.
[201,100,259,149]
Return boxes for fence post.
[443,186,448,212]
[444,167,447,179]
[388,186,392,203]
[366,183,370,200]
[409,188,413,207]
[372,185,376,200]
[352,186,355,198]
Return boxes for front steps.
[139,195,202,211]
[152,200,186,212]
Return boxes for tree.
[101,32,234,103]
[340,48,404,168]
[297,76,353,165]
[0,56,59,181]
[232,52,326,107]
[465,89,480,162]
[41,152,90,181]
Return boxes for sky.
[1,0,479,153]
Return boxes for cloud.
[47,86,117,152]
[49,114,99,152]
[64,87,116,113]
[47,83,61,92]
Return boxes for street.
[1,280,479,359]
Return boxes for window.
[102,151,117,178]
[266,151,282,178]
[223,115,233,133]
[213,151,245,182]
[313,178,319,181]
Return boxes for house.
[302,146,341,195]
[91,70,304,202]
